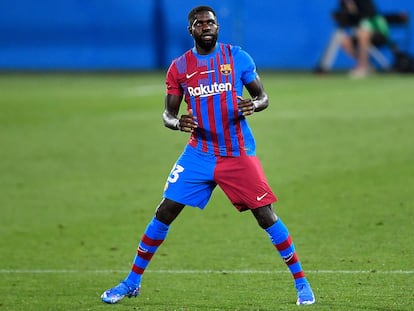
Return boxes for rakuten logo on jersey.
[187,82,232,97]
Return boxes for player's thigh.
[163,146,216,209]
[215,155,277,210]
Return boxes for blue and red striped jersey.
[166,43,258,157]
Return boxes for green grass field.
[1,72,413,311]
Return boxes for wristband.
[252,100,259,111]
[163,111,180,130]
[174,119,180,130]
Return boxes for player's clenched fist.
[237,96,255,116]
[179,109,198,132]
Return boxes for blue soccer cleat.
[296,282,316,305]
[101,281,140,304]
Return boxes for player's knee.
[155,198,185,225]
[252,204,277,229]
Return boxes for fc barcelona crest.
[220,64,232,76]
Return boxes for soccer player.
[101,5,315,306]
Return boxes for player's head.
[188,6,219,53]
[188,6,216,26]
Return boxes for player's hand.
[237,96,255,116]
[179,109,198,133]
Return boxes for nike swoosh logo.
[186,71,198,79]
[200,92,221,98]
[256,192,268,201]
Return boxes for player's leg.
[215,155,315,305]
[251,205,315,305]
[124,199,185,285]
[101,199,184,304]
[101,145,215,304]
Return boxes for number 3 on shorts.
[167,164,184,183]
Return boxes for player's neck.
[194,43,217,55]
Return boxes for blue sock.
[125,217,169,287]
[265,218,307,289]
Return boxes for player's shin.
[265,218,308,288]
[124,217,170,287]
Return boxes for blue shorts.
[163,145,277,211]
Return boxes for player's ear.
[187,26,193,36]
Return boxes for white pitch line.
[0,269,413,274]
[124,85,164,97]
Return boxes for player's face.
[189,11,219,53]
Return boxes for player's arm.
[163,94,198,132]
[238,75,269,116]
[163,94,182,130]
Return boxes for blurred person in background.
[338,0,389,78]
[101,5,315,306]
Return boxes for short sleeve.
[165,62,183,96]
[236,49,258,85]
